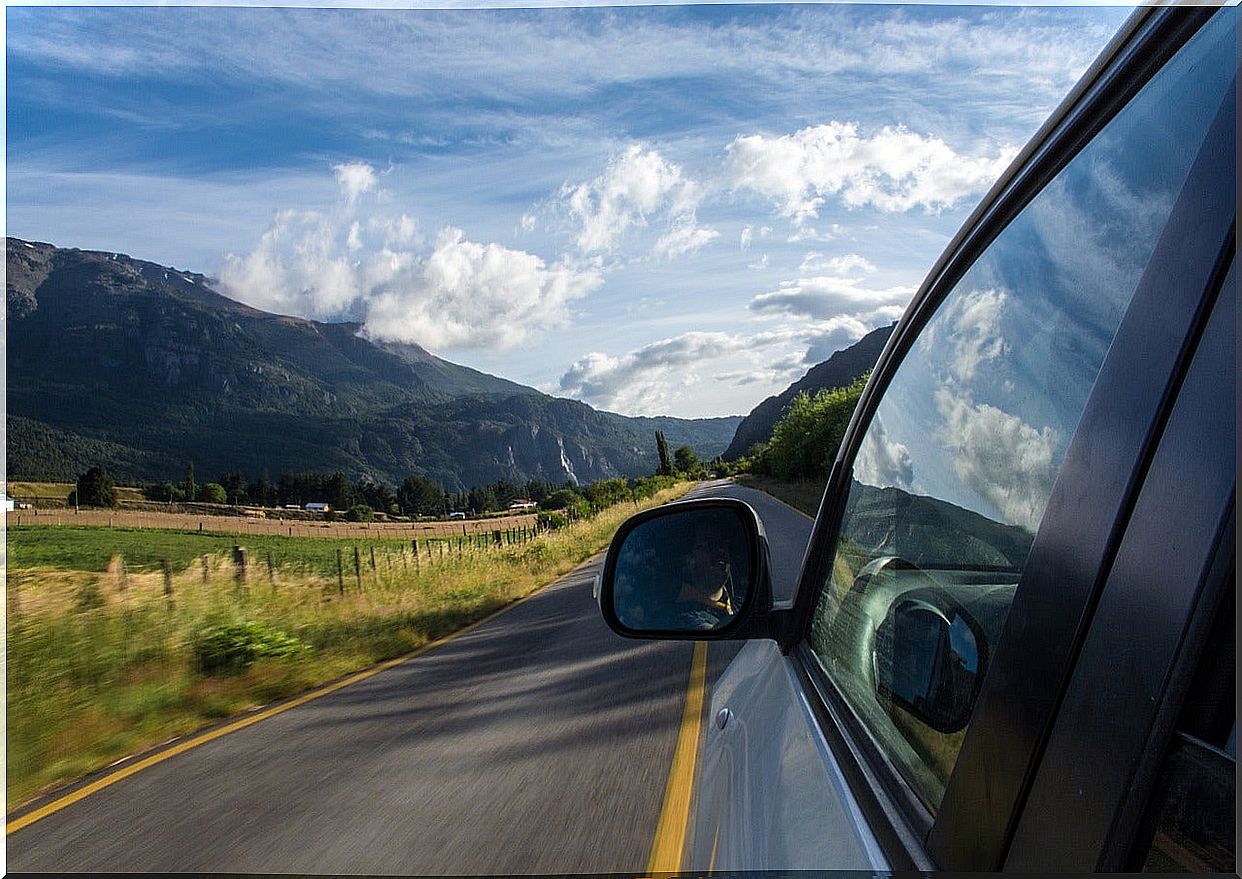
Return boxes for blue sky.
[6,2,1133,418]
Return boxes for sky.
[5,2,1135,418]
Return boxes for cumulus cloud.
[558,331,744,414]
[219,166,601,350]
[750,275,915,321]
[363,227,603,350]
[922,287,1008,382]
[934,388,1058,532]
[333,161,378,207]
[854,414,914,491]
[726,121,1015,223]
[560,144,713,258]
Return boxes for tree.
[344,504,374,522]
[184,461,197,504]
[199,482,228,504]
[398,476,445,517]
[70,466,118,508]
[674,446,701,477]
[248,471,276,507]
[143,481,183,503]
[763,373,868,481]
[655,430,673,476]
[218,471,248,505]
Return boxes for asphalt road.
[7,480,815,873]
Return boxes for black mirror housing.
[597,497,777,641]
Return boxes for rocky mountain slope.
[722,323,895,460]
[6,238,740,489]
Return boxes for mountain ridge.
[6,238,740,489]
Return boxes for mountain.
[6,238,740,489]
[722,323,895,460]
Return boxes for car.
[595,6,1234,873]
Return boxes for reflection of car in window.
[595,6,1234,873]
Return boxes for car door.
[692,7,1235,872]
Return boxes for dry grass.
[6,482,692,810]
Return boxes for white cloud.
[740,225,753,250]
[800,252,876,276]
[363,227,602,350]
[219,167,601,350]
[922,287,1008,382]
[855,414,914,491]
[560,144,706,256]
[750,275,915,321]
[559,330,742,414]
[333,161,378,207]
[726,121,1015,223]
[934,388,1058,532]
[653,220,719,261]
[748,254,769,271]
[520,213,537,232]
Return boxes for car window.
[806,13,1235,814]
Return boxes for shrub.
[344,504,374,522]
[190,618,308,675]
[198,483,228,504]
[537,511,568,530]
[539,489,583,511]
[763,373,869,481]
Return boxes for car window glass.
[806,14,1234,813]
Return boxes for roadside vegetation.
[6,478,690,810]
[723,373,870,516]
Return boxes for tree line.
[64,430,714,520]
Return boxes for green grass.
[7,526,506,575]
[5,482,692,810]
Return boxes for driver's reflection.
[674,523,737,629]
[615,516,739,631]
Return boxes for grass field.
[7,481,146,503]
[7,525,516,576]
[5,482,692,810]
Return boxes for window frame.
[773,6,1231,871]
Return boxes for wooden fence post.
[118,556,129,593]
[232,545,247,593]
[493,530,502,547]
[267,550,278,590]
[354,546,362,592]
[369,546,377,572]
[161,559,174,609]
[202,554,209,583]
[336,548,345,596]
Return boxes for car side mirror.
[873,593,987,734]
[598,498,775,640]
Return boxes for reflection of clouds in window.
[1024,162,1171,345]
[854,413,914,491]
[934,387,1058,532]
[921,287,1009,383]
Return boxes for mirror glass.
[611,507,753,633]
[873,598,982,733]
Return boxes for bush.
[762,373,869,481]
[344,504,374,522]
[68,467,118,508]
[190,618,308,675]
[143,481,184,503]
[198,483,228,504]
[539,489,583,511]
[537,511,568,530]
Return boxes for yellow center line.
[645,640,707,875]
[6,575,569,835]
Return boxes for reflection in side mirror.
[873,598,984,734]
[604,502,758,636]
